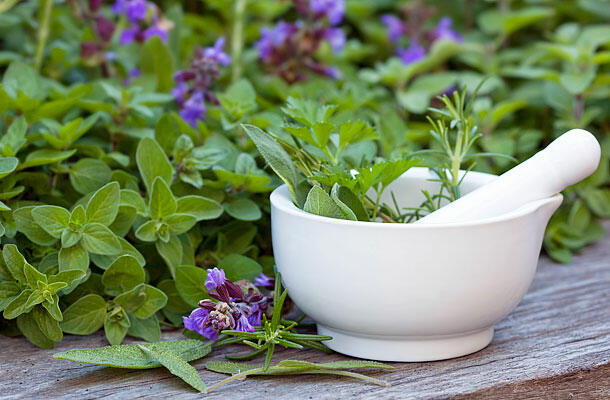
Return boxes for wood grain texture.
[1,222,609,400]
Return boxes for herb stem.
[231,0,247,82]
[206,367,263,393]
[35,0,53,71]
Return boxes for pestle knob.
[415,129,601,224]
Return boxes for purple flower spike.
[310,0,345,26]
[203,37,231,67]
[381,14,404,42]
[254,273,275,289]
[323,27,346,53]
[397,41,426,65]
[431,17,462,43]
[205,267,226,291]
[182,308,219,340]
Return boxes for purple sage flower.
[203,37,231,67]
[381,14,404,42]
[309,0,345,26]
[182,269,273,340]
[124,0,147,23]
[205,267,226,291]
[182,308,218,340]
[430,17,462,43]
[397,41,426,65]
[254,273,275,289]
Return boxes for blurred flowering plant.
[381,2,462,65]
[171,38,231,126]
[256,0,346,82]
[112,0,172,45]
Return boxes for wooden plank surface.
[1,223,609,400]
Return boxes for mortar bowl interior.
[270,167,563,361]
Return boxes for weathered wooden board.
[1,223,609,399]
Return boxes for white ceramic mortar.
[270,168,563,361]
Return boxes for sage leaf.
[138,344,207,393]
[303,186,345,219]
[53,340,211,369]
[241,124,300,203]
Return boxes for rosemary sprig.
[220,272,332,370]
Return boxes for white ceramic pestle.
[416,129,601,224]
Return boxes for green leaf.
[138,344,207,392]
[303,186,345,219]
[90,237,145,270]
[13,206,57,246]
[115,283,167,319]
[281,97,336,127]
[2,60,45,100]
[61,229,82,248]
[48,269,86,285]
[86,182,120,226]
[101,255,145,296]
[331,185,369,221]
[165,213,197,235]
[20,149,76,169]
[23,262,47,288]
[81,223,121,255]
[69,158,112,194]
[156,235,183,276]
[3,289,32,319]
[1,115,27,157]
[242,124,300,204]
[32,306,63,342]
[176,195,223,221]
[53,340,211,369]
[139,37,175,92]
[104,307,130,345]
[31,205,69,238]
[136,137,173,192]
[17,313,54,349]
[2,244,27,284]
[58,244,89,272]
[149,177,177,219]
[135,220,157,242]
[61,294,107,335]
[0,156,18,179]
[157,279,191,313]
[219,254,263,282]
[217,79,257,120]
[175,266,208,306]
[223,198,262,221]
[128,314,161,342]
[120,189,147,215]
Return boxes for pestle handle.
[416,129,601,224]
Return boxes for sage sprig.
[206,360,394,393]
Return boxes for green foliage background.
[0,0,608,347]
